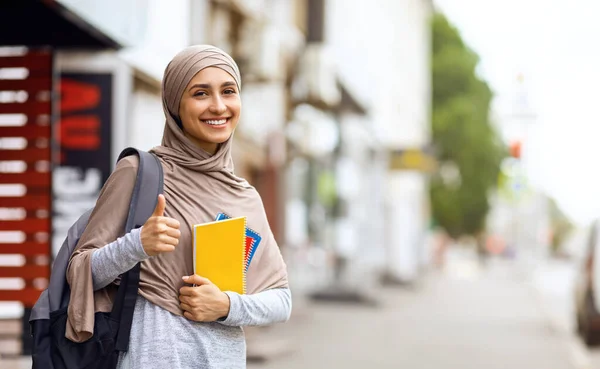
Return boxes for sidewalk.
[1,254,578,369]
[249,255,575,369]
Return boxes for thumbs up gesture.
[140,194,181,256]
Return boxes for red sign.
[52,72,112,258]
[0,50,53,307]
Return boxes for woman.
[66,45,291,369]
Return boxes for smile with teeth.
[202,118,228,126]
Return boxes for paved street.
[249,252,576,369]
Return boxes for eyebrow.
[188,81,237,91]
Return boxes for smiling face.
[178,67,241,154]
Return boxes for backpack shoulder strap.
[113,147,163,351]
[118,147,164,230]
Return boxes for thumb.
[152,194,166,217]
[183,274,212,286]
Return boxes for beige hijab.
[66,45,288,342]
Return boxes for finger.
[180,302,192,312]
[165,227,181,239]
[164,218,180,229]
[152,194,166,217]
[183,311,196,321]
[156,244,176,253]
[182,274,212,286]
[179,286,197,296]
[160,234,179,247]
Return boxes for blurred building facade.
[375,0,433,284]
[322,0,433,285]
[284,0,434,295]
[0,0,433,357]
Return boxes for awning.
[0,1,121,49]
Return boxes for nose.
[209,95,227,115]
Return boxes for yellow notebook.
[193,216,246,294]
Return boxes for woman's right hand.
[140,194,181,256]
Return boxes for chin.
[208,133,233,144]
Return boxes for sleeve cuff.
[219,291,242,326]
[132,227,150,261]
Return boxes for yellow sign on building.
[389,149,437,173]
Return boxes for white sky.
[434,0,600,225]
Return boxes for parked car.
[574,221,600,346]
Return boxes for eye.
[223,88,236,95]
[193,91,207,97]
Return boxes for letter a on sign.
[60,79,100,113]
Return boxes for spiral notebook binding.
[242,217,247,294]
[244,226,261,271]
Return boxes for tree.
[547,197,574,253]
[430,12,506,239]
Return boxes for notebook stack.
[192,214,261,294]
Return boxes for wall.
[326,0,431,149]
[128,78,164,151]
[118,0,191,82]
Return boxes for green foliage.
[430,12,506,238]
[547,197,574,252]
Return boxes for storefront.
[0,1,125,355]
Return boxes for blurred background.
[0,0,599,368]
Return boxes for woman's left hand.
[179,275,231,322]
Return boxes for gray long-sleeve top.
[91,228,292,369]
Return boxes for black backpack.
[29,148,163,369]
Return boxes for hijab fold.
[66,45,288,342]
